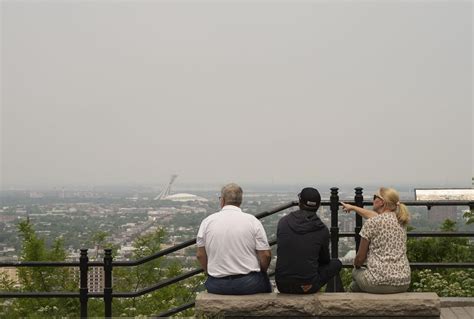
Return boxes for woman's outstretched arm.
[340,202,378,219]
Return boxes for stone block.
[195,292,440,318]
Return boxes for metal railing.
[1,187,473,317]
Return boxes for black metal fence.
[1,187,473,318]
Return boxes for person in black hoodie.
[275,187,342,294]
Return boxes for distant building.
[162,193,208,202]
[154,175,208,202]
[71,266,104,293]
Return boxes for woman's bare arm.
[353,238,369,268]
[340,202,378,219]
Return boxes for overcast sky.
[1,1,472,190]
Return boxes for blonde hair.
[379,187,410,226]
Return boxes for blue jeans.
[205,271,272,295]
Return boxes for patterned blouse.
[359,212,411,286]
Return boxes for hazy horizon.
[1,1,473,190]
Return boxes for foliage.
[0,272,15,292]
[0,219,205,318]
[0,219,79,318]
[412,269,474,297]
[407,219,473,263]
[86,230,120,260]
[339,268,353,292]
[407,219,474,297]
[463,208,474,225]
[112,228,205,317]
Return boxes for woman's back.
[360,212,411,286]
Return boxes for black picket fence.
[0,187,473,318]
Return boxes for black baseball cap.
[298,187,321,209]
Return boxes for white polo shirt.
[196,205,270,278]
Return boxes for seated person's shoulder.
[200,212,220,223]
[243,212,258,220]
[366,214,381,223]
[277,214,289,226]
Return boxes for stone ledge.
[195,292,440,318]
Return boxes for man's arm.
[196,247,208,273]
[256,249,271,272]
[353,238,369,268]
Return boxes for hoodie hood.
[286,209,326,234]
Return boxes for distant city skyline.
[1,1,472,189]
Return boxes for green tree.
[1,221,205,318]
[86,230,119,260]
[407,219,473,263]
[0,219,78,318]
[90,230,108,259]
[111,228,204,317]
[408,219,474,297]
[463,209,474,225]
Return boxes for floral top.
[359,212,411,286]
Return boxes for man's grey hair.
[221,183,243,207]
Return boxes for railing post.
[80,249,89,318]
[104,249,113,318]
[329,187,339,260]
[354,187,363,251]
[326,187,343,292]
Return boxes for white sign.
[415,189,474,201]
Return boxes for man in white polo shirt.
[196,183,272,294]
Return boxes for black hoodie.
[275,209,331,283]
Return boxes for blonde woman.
[340,187,411,293]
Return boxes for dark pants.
[205,271,272,295]
[276,259,343,294]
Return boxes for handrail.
[112,268,204,298]
[113,238,197,267]
[339,231,474,238]
[0,191,473,318]
[0,292,80,298]
[4,261,473,300]
[154,301,196,318]
[0,261,80,267]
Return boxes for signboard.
[414,188,474,201]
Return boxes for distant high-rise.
[71,266,104,293]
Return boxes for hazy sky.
[1,1,472,189]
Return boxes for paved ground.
[440,298,474,319]
[441,307,473,319]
